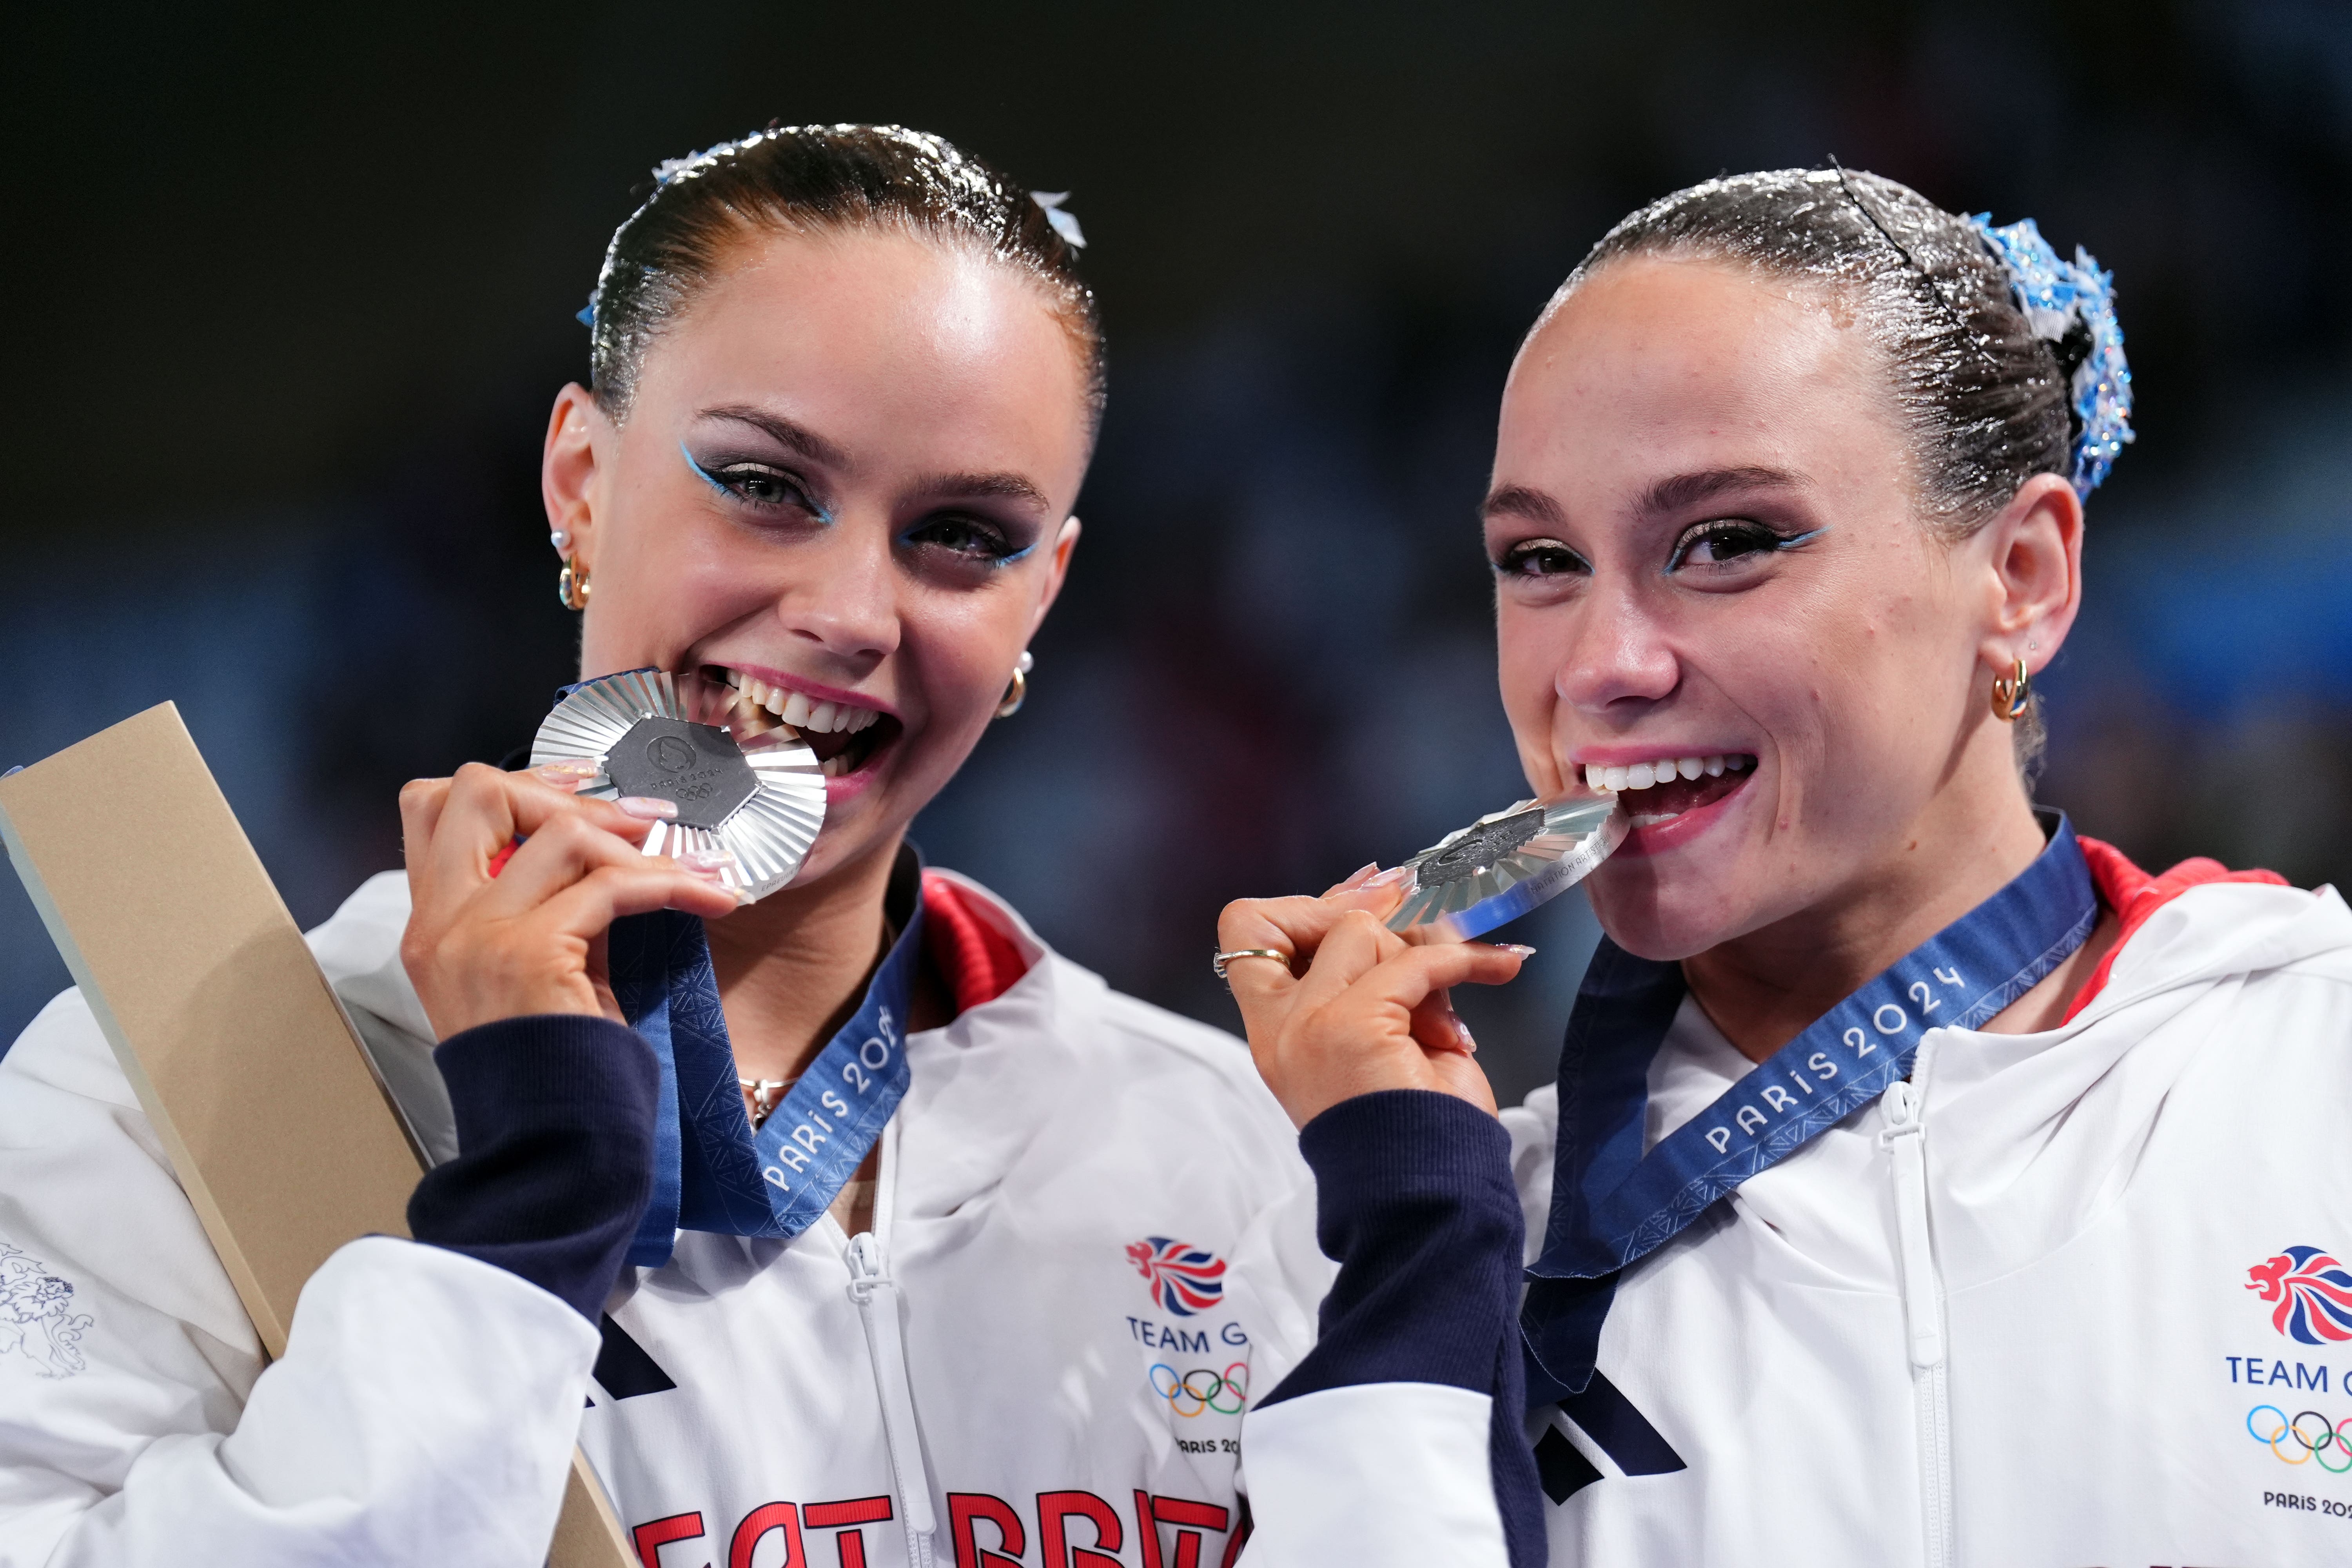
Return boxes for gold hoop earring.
[1990,656,2031,722]
[995,650,1034,719]
[557,558,591,612]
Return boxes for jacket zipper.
[1879,1076,1954,1568]
[846,1230,937,1568]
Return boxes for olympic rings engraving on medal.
[2247,1403,2352,1473]
[1149,1361,1250,1417]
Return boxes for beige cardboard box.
[0,702,630,1568]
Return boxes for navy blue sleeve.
[1260,1089,1544,1568]
[405,1014,658,1321]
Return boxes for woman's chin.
[1585,862,1761,964]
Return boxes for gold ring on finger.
[1212,947,1294,983]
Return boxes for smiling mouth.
[704,666,900,779]
[1583,753,1755,828]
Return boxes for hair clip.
[1030,191,1087,249]
[1969,214,2135,497]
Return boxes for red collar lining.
[2062,835,2287,1023]
[920,870,1034,1016]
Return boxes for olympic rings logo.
[2248,1405,2352,1473]
[1151,1362,1249,1417]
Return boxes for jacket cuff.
[406,1013,658,1320]
[1263,1089,1523,1401]
[1259,1089,1544,1567]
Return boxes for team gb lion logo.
[0,1244,95,1378]
[1126,1238,1228,1317]
[2246,1245,2352,1345]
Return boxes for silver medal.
[1385,794,1625,942]
[530,669,826,902]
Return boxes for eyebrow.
[1483,466,1809,532]
[1636,465,1806,517]
[915,471,1054,515]
[700,405,855,470]
[1481,484,1567,529]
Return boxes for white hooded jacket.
[1494,864,2352,1564]
[0,868,1369,1568]
[1240,853,2352,1567]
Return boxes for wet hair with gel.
[1544,166,2138,778]
[581,123,1104,432]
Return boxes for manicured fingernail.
[1497,944,1537,958]
[1362,866,1413,890]
[1450,1015,1478,1053]
[1335,861,1381,891]
[534,760,600,789]
[616,795,679,820]
[678,848,738,874]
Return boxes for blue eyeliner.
[1663,523,1831,574]
[680,442,731,496]
[893,524,1038,567]
[680,442,836,524]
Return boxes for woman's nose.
[772,526,900,664]
[1554,589,1680,713]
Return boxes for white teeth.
[1592,753,1755,793]
[727,673,884,734]
[820,752,849,777]
[1628,811,1682,828]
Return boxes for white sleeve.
[1239,1384,1508,1565]
[1230,1092,1533,1568]
[0,988,601,1568]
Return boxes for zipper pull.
[846,1231,889,1300]
[1877,1082,1945,1368]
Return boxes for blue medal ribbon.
[1522,813,2098,1405]
[608,851,926,1267]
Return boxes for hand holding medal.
[528,667,828,902]
[399,669,826,1041]
[1216,788,1625,1128]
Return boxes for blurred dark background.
[5,2,2348,1102]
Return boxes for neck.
[1682,760,2053,1065]
[704,835,905,1084]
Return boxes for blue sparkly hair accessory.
[1968,214,2134,497]
[1029,191,1086,249]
